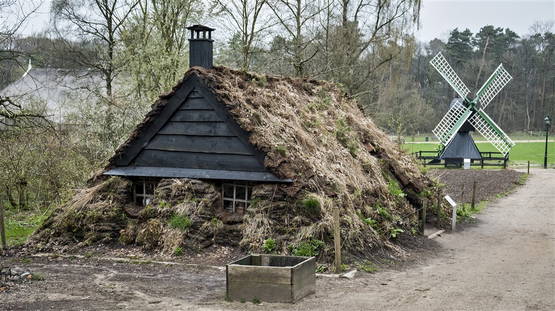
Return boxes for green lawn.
[4,210,48,246]
[402,141,555,166]
[403,132,553,143]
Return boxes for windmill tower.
[430,52,515,167]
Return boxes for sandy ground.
[1,169,554,311]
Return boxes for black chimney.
[187,25,215,69]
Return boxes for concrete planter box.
[226,254,316,303]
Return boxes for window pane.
[223,184,234,198]
[236,202,246,214]
[235,185,247,200]
[223,200,234,212]
[135,182,144,194]
[145,182,155,194]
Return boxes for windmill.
[429,52,515,167]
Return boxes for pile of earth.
[427,169,524,203]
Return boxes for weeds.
[275,145,287,156]
[357,261,378,273]
[375,205,392,220]
[262,238,276,253]
[389,228,404,239]
[335,118,359,157]
[291,239,325,257]
[301,195,321,215]
[362,217,377,228]
[517,173,529,185]
[30,273,45,281]
[387,178,406,198]
[169,214,192,231]
[457,201,487,221]
[173,246,183,256]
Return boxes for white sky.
[415,0,555,42]
[14,0,555,41]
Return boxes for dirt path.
[2,170,554,310]
[291,168,554,311]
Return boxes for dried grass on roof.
[32,66,451,261]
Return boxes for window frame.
[133,178,157,206]
[221,182,251,213]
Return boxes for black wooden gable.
[105,74,289,183]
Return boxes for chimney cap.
[186,25,215,31]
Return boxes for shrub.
[292,239,325,257]
[262,238,276,253]
[169,214,192,231]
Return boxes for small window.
[222,183,251,214]
[133,178,158,206]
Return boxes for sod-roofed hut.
[31,25,446,260]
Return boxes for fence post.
[420,201,427,235]
[527,161,530,174]
[333,208,342,273]
[451,203,457,231]
[471,180,477,210]
[436,192,441,227]
[0,204,6,250]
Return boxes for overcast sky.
[15,0,555,42]
[415,0,554,41]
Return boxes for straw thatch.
[31,66,450,260]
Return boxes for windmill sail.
[432,99,473,145]
[468,109,515,156]
[474,64,512,109]
[430,52,471,100]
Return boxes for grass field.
[402,141,555,167]
[4,209,49,246]
[401,132,553,143]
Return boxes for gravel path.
[1,169,554,310]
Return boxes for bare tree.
[210,0,272,71]
[51,0,140,99]
[122,0,201,101]
[0,1,49,126]
[315,0,420,94]
[267,0,325,76]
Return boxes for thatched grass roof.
[33,66,449,260]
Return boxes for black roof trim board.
[104,167,292,183]
[114,75,198,166]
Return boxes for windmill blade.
[468,109,515,156]
[474,64,512,109]
[432,100,473,145]
[430,52,471,100]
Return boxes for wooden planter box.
[226,254,316,303]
